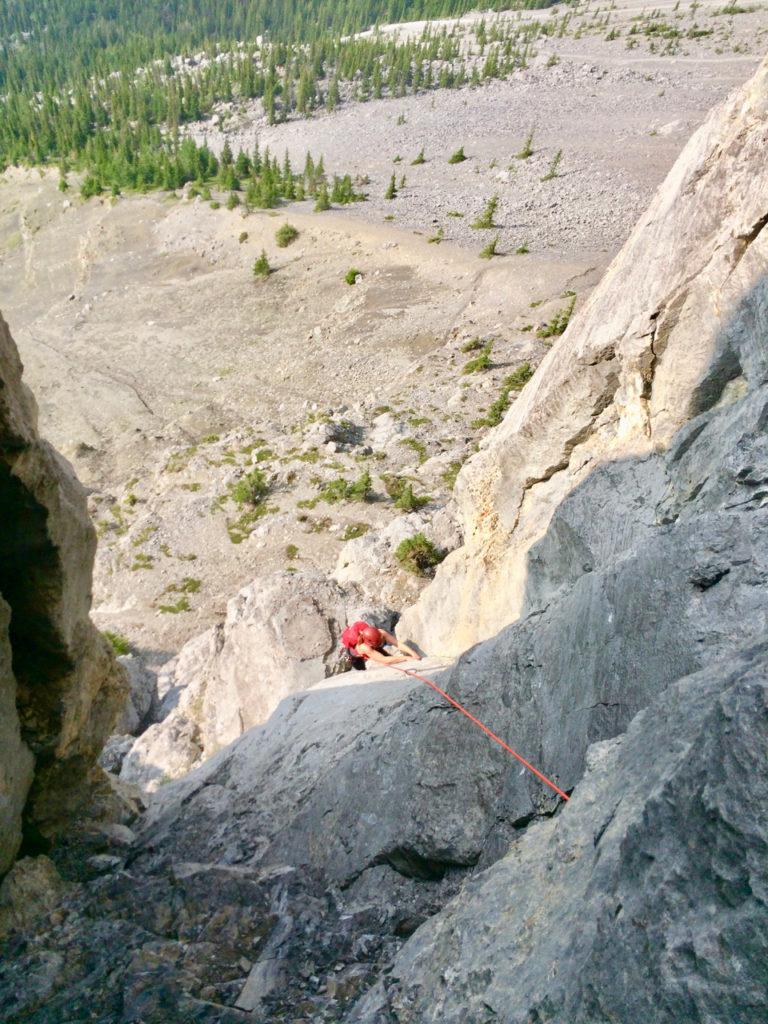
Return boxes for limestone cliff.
[401,54,768,657]
[0,314,127,871]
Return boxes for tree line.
[0,0,561,191]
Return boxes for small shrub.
[395,533,444,576]
[226,192,240,210]
[276,223,299,247]
[232,468,269,506]
[471,195,499,230]
[253,250,271,276]
[536,296,575,338]
[394,482,431,511]
[411,149,425,165]
[442,459,464,490]
[320,478,351,504]
[210,200,221,210]
[175,577,201,594]
[461,336,484,353]
[516,126,535,159]
[472,363,534,428]
[346,268,361,285]
[505,362,535,391]
[428,227,444,244]
[398,437,428,463]
[463,341,493,373]
[104,631,131,655]
[286,543,299,559]
[448,146,467,164]
[478,235,500,259]
[541,149,563,181]
[238,231,248,243]
[515,240,530,254]
[347,469,373,502]
[384,173,397,199]
[342,522,370,541]
[314,184,331,211]
[158,596,191,614]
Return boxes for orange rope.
[390,663,570,802]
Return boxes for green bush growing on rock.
[321,469,372,504]
[103,631,131,655]
[158,596,191,614]
[394,482,431,511]
[276,223,299,247]
[253,250,271,276]
[463,341,493,373]
[232,468,269,506]
[346,268,361,285]
[442,459,464,490]
[342,522,370,540]
[536,296,576,338]
[347,469,373,501]
[395,533,444,575]
[478,235,500,259]
[472,362,534,428]
[471,195,499,229]
[163,577,202,595]
[448,146,467,164]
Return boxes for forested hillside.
[0,0,560,193]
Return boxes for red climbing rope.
[389,663,570,802]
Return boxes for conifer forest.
[0,0,560,200]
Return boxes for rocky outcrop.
[115,571,392,789]
[353,642,768,1024]
[0,314,127,871]
[401,54,768,657]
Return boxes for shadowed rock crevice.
[0,315,127,866]
[0,466,72,704]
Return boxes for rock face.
[401,54,768,657]
[0,314,127,870]
[352,643,768,1024]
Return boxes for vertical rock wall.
[401,55,768,657]
[0,314,127,871]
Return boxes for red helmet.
[361,625,383,647]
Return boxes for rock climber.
[341,620,422,671]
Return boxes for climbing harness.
[388,663,570,802]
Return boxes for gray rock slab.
[351,641,768,1024]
